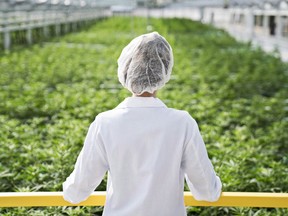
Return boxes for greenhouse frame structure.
[0,1,113,50]
[2,0,288,50]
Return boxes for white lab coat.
[63,96,222,216]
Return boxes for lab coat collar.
[116,97,167,109]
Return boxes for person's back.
[101,97,194,215]
[63,32,222,216]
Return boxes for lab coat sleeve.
[63,116,109,204]
[181,117,222,202]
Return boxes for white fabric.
[117,32,173,95]
[63,97,222,216]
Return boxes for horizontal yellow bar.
[0,192,287,208]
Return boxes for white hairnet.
[117,32,174,95]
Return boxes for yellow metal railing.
[0,192,288,208]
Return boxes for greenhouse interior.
[0,0,288,215]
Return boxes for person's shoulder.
[167,108,197,124]
[93,108,124,122]
[97,109,117,117]
[167,107,188,115]
[167,107,191,118]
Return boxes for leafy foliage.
[0,17,287,215]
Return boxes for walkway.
[214,22,288,62]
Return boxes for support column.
[43,25,49,38]
[246,9,254,40]
[55,24,61,36]
[64,23,69,33]
[229,12,234,24]
[199,6,204,22]
[210,12,214,24]
[26,12,32,45]
[72,22,77,32]
[43,11,49,38]
[64,12,70,33]
[276,14,283,38]
[4,31,11,50]
[26,29,32,45]
[263,15,269,36]
[54,11,61,36]
[3,12,11,50]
